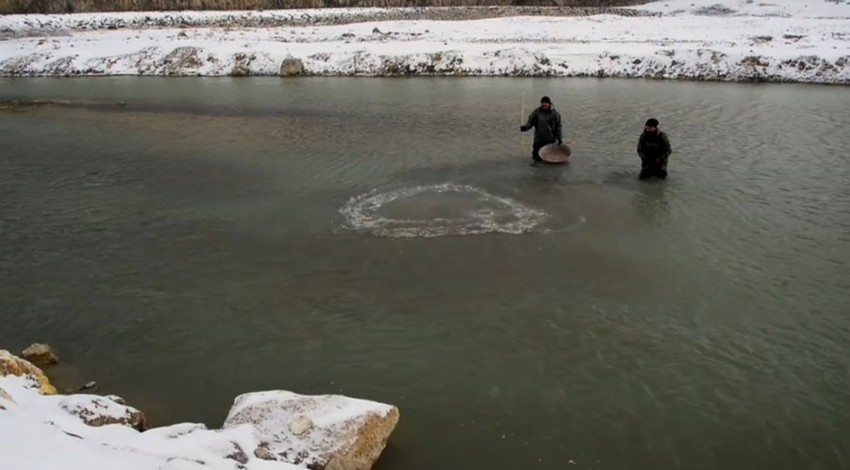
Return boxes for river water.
[1,77,849,470]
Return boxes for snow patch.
[0,1,848,82]
[0,375,304,470]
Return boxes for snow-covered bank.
[0,350,399,470]
[0,6,646,32]
[0,0,849,82]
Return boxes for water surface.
[1,77,849,470]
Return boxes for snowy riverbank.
[0,0,849,82]
[0,350,399,470]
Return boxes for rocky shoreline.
[0,346,399,470]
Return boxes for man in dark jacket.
[520,96,563,162]
[637,118,672,179]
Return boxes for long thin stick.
[520,89,526,158]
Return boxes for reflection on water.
[631,180,671,225]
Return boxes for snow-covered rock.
[58,393,150,431]
[0,349,57,395]
[0,352,398,470]
[21,343,60,367]
[0,374,305,470]
[224,391,400,470]
[280,57,305,76]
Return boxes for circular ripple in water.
[340,183,547,238]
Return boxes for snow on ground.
[632,0,850,18]
[0,0,849,82]
[0,7,406,32]
[0,351,399,470]
[0,375,301,470]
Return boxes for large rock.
[0,376,308,470]
[21,343,59,366]
[161,46,204,75]
[280,57,305,77]
[59,394,150,431]
[0,350,57,395]
[223,390,399,470]
[230,52,255,77]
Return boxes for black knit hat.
[541,96,552,104]
[645,118,659,127]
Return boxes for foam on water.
[340,183,547,238]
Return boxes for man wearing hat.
[520,96,563,162]
[637,118,672,179]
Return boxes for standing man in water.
[637,118,672,179]
[520,96,563,162]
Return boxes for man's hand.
[520,125,529,132]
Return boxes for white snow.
[632,0,850,18]
[223,390,399,468]
[0,0,848,81]
[0,375,301,470]
[0,8,411,32]
[225,390,396,427]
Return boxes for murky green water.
[1,77,849,470]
